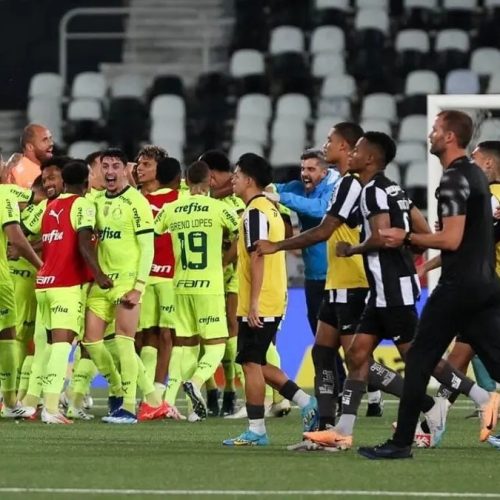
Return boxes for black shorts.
[356,302,417,345]
[317,288,368,335]
[235,317,281,365]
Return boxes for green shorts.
[36,285,86,338]
[86,280,139,324]
[224,266,239,295]
[10,267,37,342]
[139,279,176,330]
[175,294,228,339]
[0,283,17,331]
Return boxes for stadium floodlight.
[426,94,500,291]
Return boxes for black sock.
[433,360,474,395]
[436,384,460,404]
[312,344,337,429]
[279,379,300,401]
[246,404,264,420]
[341,379,366,416]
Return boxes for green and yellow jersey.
[0,189,21,284]
[155,193,239,295]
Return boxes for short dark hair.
[237,153,272,188]
[137,144,168,163]
[62,160,89,186]
[198,150,231,172]
[300,149,328,168]
[85,150,101,167]
[157,157,181,185]
[100,147,128,165]
[32,174,43,190]
[40,155,72,171]
[477,141,500,163]
[363,131,397,167]
[187,160,210,184]
[438,110,473,148]
[334,122,364,148]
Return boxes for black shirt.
[437,156,496,286]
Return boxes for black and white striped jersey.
[359,172,420,307]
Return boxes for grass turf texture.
[0,392,498,499]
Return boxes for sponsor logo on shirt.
[42,230,64,243]
[10,269,32,278]
[174,202,209,214]
[176,279,210,289]
[98,227,122,240]
[0,308,8,316]
[385,185,402,197]
[51,305,68,314]
[132,207,141,228]
[37,276,56,285]
[151,264,172,274]
[199,315,220,325]
[160,304,174,313]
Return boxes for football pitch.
[0,393,498,500]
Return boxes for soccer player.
[223,153,318,446]
[83,148,164,424]
[136,150,182,420]
[0,184,42,417]
[21,156,69,411]
[359,112,500,459]
[10,124,54,188]
[155,160,237,421]
[24,160,112,423]
[198,149,245,416]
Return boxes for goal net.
[426,94,500,291]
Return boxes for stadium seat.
[271,118,307,143]
[361,93,397,122]
[399,115,427,142]
[313,116,345,146]
[385,162,402,184]
[314,0,350,27]
[434,29,470,76]
[67,98,102,122]
[354,8,390,35]
[487,73,500,93]
[394,29,430,75]
[233,116,268,145]
[229,141,264,163]
[312,53,346,79]
[269,26,305,54]
[360,119,392,135]
[442,0,478,30]
[230,50,266,77]
[470,48,500,77]
[110,74,146,99]
[27,97,62,142]
[356,0,389,9]
[405,160,427,208]
[396,141,427,166]
[29,72,64,99]
[151,119,186,146]
[444,70,480,94]
[399,70,439,116]
[71,72,107,100]
[275,94,311,120]
[310,26,345,54]
[148,75,184,102]
[321,74,356,99]
[269,140,305,167]
[477,118,500,142]
[236,94,272,122]
[150,95,186,121]
[68,141,104,159]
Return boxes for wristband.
[134,280,146,293]
[403,232,412,245]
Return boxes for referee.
[359,110,500,459]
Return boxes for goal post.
[426,94,500,291]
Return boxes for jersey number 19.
[179,231,208,270]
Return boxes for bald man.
[11,124,54,188]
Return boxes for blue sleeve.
[279,187,334,218]
[275,181,302,194]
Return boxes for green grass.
[0,392,498,499]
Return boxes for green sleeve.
[135,230,154,290]
[9,185,33,204]
[154,206,169,235]
[133,193,154,235]
[1,193,21,227]
[221,206,239,237]
[71,197,96,232]
[22,200,45,235]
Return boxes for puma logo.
[48,208,64,224]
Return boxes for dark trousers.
[393,281,500,447]
[304,280,347,390]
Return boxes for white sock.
[249,418,266,435]
[468,384,490,407]
[291,389,311,409]
[367,390,381,404]
[336,414,356,435]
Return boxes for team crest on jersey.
[103,204,111,217]
[385,185,401,197]
[112,207,122,219]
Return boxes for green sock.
[266,343,284,404]
[0,340,19,407]
[23,320,50,408]
[222,336,237,392]
[164,346,182,406]
[83,340,122,397]
[104,336,120,370]
[192,343,225,389]
[181,345,200,381]
[137,354,161,407]
[115,335,138,413]
[69,358,96,409]
[15,339,30,390]
[17,354,33,402]
[43,342,71,413]
[471,355,497,392]
[140,346,157,385]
